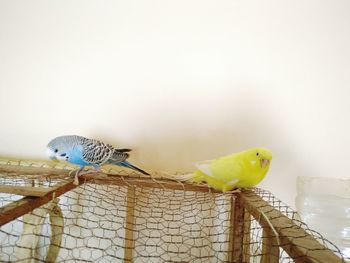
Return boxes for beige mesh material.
[0,159,348,263]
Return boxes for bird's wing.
[194,160,214,177]
[109,150,129,164]
[196,156,241,184]
[81,139,114,166]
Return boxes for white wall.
[0,0,349,207]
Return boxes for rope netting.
[0,159,348,263]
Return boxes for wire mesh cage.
[0,158,348,263]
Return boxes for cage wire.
[241,188,349,263]
[0,159,348,263]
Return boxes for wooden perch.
[0,177,87,226]
[0,185,57,197]
[80,172,222,193]
[0,164,70,176]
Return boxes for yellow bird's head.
[228,147,272,188]
[245,147,272,171]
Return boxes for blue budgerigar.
[46,135,149,183]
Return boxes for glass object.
[296,176,350,258]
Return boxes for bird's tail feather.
[116,148,132,153]
[118,161,150,175]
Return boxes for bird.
[46,135,149,184]
[173,147,272,192]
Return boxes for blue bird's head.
[46,136,74,162]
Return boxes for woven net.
[0,159,348,263]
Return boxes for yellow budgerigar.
[190,147,272,192]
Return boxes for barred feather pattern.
[47,135,131,167]
[79,137,129,166]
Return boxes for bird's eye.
[54,149,58,153]
[256,152,259,156]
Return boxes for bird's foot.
[69,169,78,178]
[68,168,84,185]
[69,167,101,185]
[73,173,79,186]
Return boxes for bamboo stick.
[124,186,136,263]
[229,194,245,263]
[261,228,279,263]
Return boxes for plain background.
[0,0,349,207]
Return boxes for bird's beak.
[260,158,270,168]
